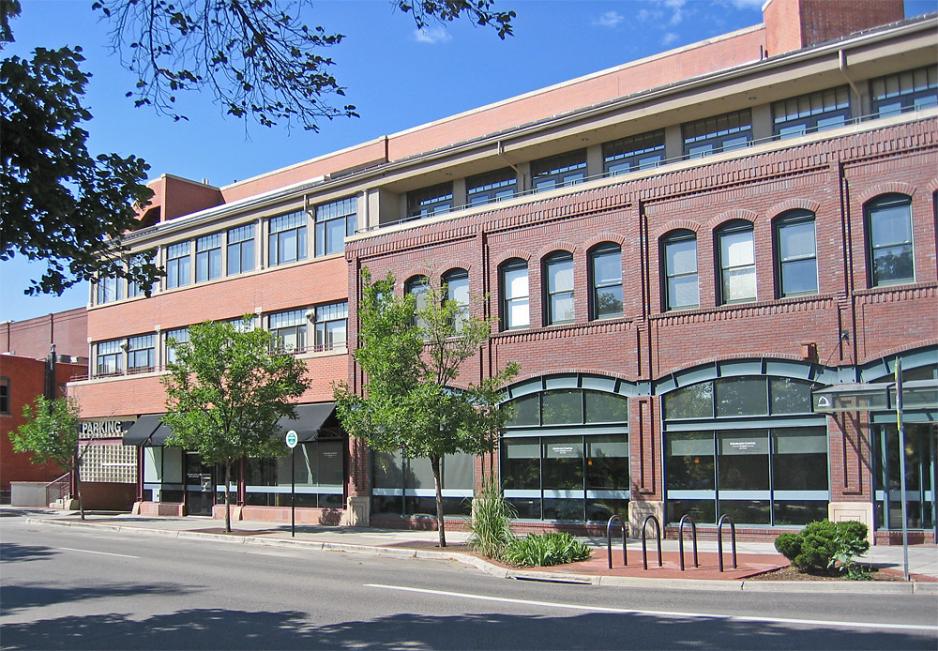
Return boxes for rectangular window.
[776,214,818,296]
[95,339,123,377]
[96,275,123,305]
[0,377,9,414]
[226,224,256,276]
[228,316,256,332]
[871,65,938,118]
[545,254,574,325]
[407,183,453,219]
[603,130,665,175]
[269,308,307,353]
[244,437,345,508]
[165,327,189,364]
[127,334,155,373]
[314,301,348,352]
[127,253,154,298]
[867,196,914,286]
[531,151,587,192]
[165,241,192,289]
[682,110,752,159]
[466,169,518,207]
[501,263,529,330]
[719,225,756,304]
[372,450,473,516]
[590,245,623,320]
[773,86,850,139]
[664,234,699,310]
[715,377,768,417]
[195,233,222,283]
[667,432,715,490]
[315,197,357,257]
[268,211,308,267]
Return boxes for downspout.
[838,49,863,114]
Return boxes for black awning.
[122,415,162,445]
[149,422,173,446]
[277,403,337,442]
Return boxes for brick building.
[69,0,937,542]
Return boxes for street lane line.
[365,583,938,633]
[55,546,140,559]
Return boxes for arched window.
[717,220,756,305]
[405,275,430,330]
[774,210,817,297]
[499,259,529,331]
[662,375,827,526]
[589,243,623,320]
[442,268,469,329]
[543,251,574,325]
[866,194,914,287]
[662,230,698,311]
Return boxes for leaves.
[10,396,81,470]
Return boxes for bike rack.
[606,515,628,569]
[641,514,662,570]
[717,513,738,572]
[677,514,699,571]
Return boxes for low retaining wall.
[81,482,135,511]
[10,482,49,507]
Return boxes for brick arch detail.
[535,241,578,261]
[708,208,758,230]
[857,181,916,205]
[650,219,701,241]
[502,370,642,396]
[493,250,532,268]
[766,198,821,220]
[583,233,626,251]
[437,263,473,282]
[924,177,938,195]
[400,268,433,294]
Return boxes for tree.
[335,271,518,547]
[9,396,88,519]
[162,319,309,532]
[0,0,158,296]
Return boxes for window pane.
[506,394,539,427]
[770,377,813,414]
[665,382,713,419]
[592,249,621,285]
[504,266,528,299]
[667,238,697,275]
[584,392,628,423]
[872,244,914,285]
[773,427,827,491]
[547,256,573,292]
[502,439,540,490]
[721,229,754,267]
[443,453,474,490]
[715,377,767,417]
[774,500,828,525]
[667,432,714,490]
[325,218,345,255]
[669,499,716,524]
[550,294,575,323]
[668,275,699,309]
[871,201,913,246]
[595,285,623,317]
[406,457,434,490]
[781,258,818,295]
[541,390,583,425]
[779,220,815,260]
[373,449,404,488]
[586,435,628,490]
[719,500,770,525]
[718,430,769,490]
[543,436,583,491]
[507,298,529,329]
[723,267,756,302]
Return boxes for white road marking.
[55,546,140,559]
[365,583,938,633]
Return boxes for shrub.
[774,532,802,562]
[467,477,516,560]
[774,520,870,575]
[503,532,591,567]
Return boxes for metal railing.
[641,514,662,570]
[677,514,699,571]
[45,473,71,505]
[717,513,738,572]
[606,514,628,569]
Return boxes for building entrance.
[184,452,215,516]
[876,424,937,533]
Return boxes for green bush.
[774,520,869,575]
[503,532,591,567]
[467,477,516,560]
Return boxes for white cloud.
[661,31,680,46]
[660,0,687,26]
[414,25,452,45]
[594,10,625,28]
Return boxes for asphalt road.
[1,512,936,650]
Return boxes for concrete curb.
[24,517,935,595]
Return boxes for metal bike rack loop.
[640,514,662,570]
[677,514,699,571]
[606,515,627,569]
[717,513,738,572]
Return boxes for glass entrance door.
[875,423,937,532]
[185,452,215,516]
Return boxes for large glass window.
[682,110,752,159]
[195,233,222,283]
[244,435,345,508]
[665,376,816,420]
[544,252,574,325]
[775,211,818,297]
[407,183,453,219]
[96,275,123,305]
[871,65,938,118]
[315,197,357,257]
[590,244,622,320]
[142,446,184,503]
[773,86,851,139]
[314,301,348,352]
[663,231,699,311]
[500,259,529,331]
[95,339,123,377]
[165,327,189,365]
[126,334,155,373]
[268,308,307,353]
[718,221,756,304]
[866,194,914,287]
[443,269,470,330]
[531,151,587,192]
[372,450,474,517]
[603,130,665,175]
[875,423,935,531]
[466,169,517,206]
[226,224,255,276]
[165,241,192,289]
[268,211,308,267]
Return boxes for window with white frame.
[127,334,156,373]
[500,259,529,331]
[543,252,575,325]
[165,241,192,289]
[227,224,255,275]
[268,211,308,267]
[663,231,699,311]
[775,211,818,297]
[590,243,623,320]
[165,327,189,364]
[96,339,123,376]
[866,194,914,287]
[314,301,348,352]
[718,221,756,305]
[443,269,470,329]
[195,233,222,283]
[315,197,357,257]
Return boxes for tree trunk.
[224,460,232,533]
[74,456,85,521]
[431,455,446,548]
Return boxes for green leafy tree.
[335,270,518,547]
[9,396,87,519]
[162,319,309,532]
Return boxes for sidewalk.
[9,508,938,593]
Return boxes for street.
[1,512,936,650]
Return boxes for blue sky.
[1,0,934,322]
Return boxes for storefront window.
[243,437,344,508]
[875,423,936,531]
[371,451,474,517]
[142,446,183,502]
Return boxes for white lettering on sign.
[728,440,757,451]
[80,420,129,439]
[551,446,578,457]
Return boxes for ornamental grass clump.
[468,478,516,560]
[503,532,592,567]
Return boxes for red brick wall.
[764,0,904,57]
[2,308,87,361]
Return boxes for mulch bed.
[748,565,904,582]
